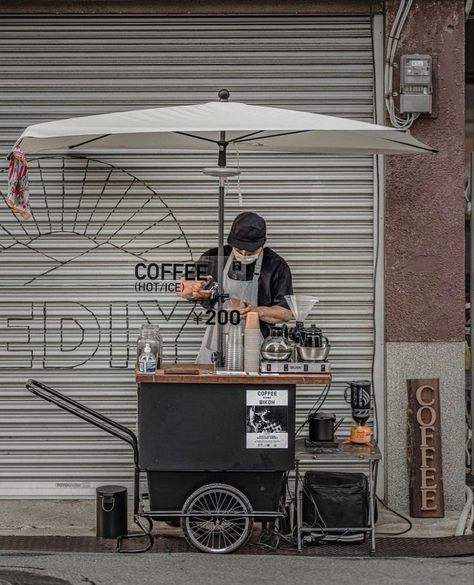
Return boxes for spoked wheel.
[181,483,253,553]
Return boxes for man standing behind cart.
[178,211,293,363]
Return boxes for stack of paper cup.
[225,323,244,371]
[244,311,261,373]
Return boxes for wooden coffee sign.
[407,379,444,518]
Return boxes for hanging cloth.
[5,145,31,220]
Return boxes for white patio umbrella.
[17,89,435,156]
[13,89,436,365]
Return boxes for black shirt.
[198,245,293,335]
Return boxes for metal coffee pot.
[296,324,330,362]
[260,326,292,361]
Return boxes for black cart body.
[138,380,296,516]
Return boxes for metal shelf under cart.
[294,438,381,554]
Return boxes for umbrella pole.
[216,131,227,368]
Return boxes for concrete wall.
[386,342,465,510]
[384,0,466,511]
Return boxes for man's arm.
[240,258,294,323]
[241,303,292,324]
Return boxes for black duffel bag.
[302,470,373,542]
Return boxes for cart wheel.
[181,483,253,554]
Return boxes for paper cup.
[244,328,261,372]
[245,311,260,330]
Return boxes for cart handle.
[26,379,138,466]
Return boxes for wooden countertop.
[136,363,331,385]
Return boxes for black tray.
[304,438,339,449]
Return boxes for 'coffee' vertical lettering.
[407,379,444,518]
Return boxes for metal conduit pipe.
[455,486,474,536]
[466,0,473,20]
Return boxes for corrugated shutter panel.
[0,16,375,496]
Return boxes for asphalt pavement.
[0,552,472,585]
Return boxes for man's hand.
[177,276,213,299]
[240,302,259,317]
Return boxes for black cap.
[227,212,266,251]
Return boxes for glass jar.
[136,323,162,373]
[151,324,163,367]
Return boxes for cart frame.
[26,379,286,553]
[294,439,381,554]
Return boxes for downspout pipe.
[455,486,474,536]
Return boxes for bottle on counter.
[138,343,157,374]
[136,323,162,373]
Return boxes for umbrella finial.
[218,89,230,102]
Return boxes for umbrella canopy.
[16,97,435,155]
[9,90,436,367]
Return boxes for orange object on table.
[342,425,373,446]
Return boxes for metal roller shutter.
[0,15,376,497]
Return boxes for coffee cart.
[26,366,330,553]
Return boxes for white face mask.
[233,248,261,265]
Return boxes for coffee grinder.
[343,380,373,445]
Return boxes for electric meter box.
[399,54,433,114]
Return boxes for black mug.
[344,380,371,425]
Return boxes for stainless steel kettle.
[299,324,328,348]
[296,324,330,362]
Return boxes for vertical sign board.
[407,379,444,518]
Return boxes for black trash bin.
[96,485,128,539]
